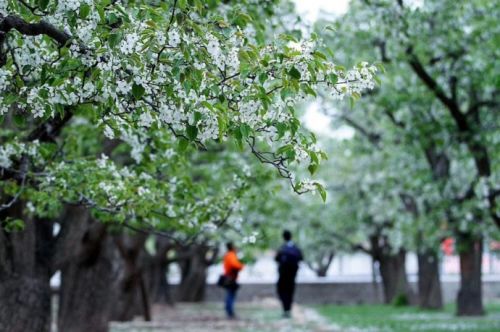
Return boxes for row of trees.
[0,0,376,331]
[265,0,499,316]
[0,1,497,331]
[157,0,500,317]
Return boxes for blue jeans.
[225,288,237,317]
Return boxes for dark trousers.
[277,273,296,312]
[225,288,237,317]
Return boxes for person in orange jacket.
[223,242,244,318]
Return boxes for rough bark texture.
[417,250,443,309]
[112,233,150,322]
[57,207,117,332]
[378,249,414,304]
[0,274,52,332]
[0,99,75,331]
[146,259,173,304]
[456,234,484,316]
[0,203,53,332]
[175,244,218,302]
[145,238,175,305]
[369,232,414,305]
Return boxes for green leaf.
[107,12,119,25]
[38,0,50,11]
[178,138,189,152]
[178,0,188,10]
[132,84,145,100]
[324,25,336,32]
[301,83,317,97]
[313,51,328,60]
[3,94,18,105]
[308,163,318,175]
[80,4,91,19]
[314,183,327,202]
[277,144,293,155]
[108,32,122,48]
[13,114,26,127]
[259,72,268,85]
[39,143,58,159]
[194,111,202,123]
[217,116,226,140]
[201,101,214,111]
[186,125,198,140]
[329,74,338,85]
[240,124,251,138]
[3,218,25,233]
[309,151,319,164]
[288,67,301,80]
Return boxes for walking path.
[111,298,340,332]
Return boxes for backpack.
[278,245,302,269]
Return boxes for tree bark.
[0,274,52,332]
[0,203,53,332]
[378,249,415,305]
[112,233,150,322]
[175,244,217,302]
[57,208,116,332]
[146,258,173,304]
[307,251,334,277]
[456,233,484,316]
[144,237,175,305]
[417,249,443,309]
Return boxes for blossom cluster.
[1,1,376,173]
[0,141,40,169]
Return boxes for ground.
[318,302,500,332]
[110,300,500,332]
[110,298,337,332]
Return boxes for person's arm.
[229,252,244,271]
[275,247,282,262]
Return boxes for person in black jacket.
[275,230,303,318]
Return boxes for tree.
[0,1,377,330]
[315,0,499,314]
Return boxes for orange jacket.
[223,250,244,280]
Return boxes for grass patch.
[318,302,500,332]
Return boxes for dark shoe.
[282,311,291,318]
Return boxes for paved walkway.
[110,298,340,332]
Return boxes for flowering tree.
[0,0,376,196]
[0,1,377,331]
[315,0,499,315]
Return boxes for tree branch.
[340,114,382,148]
[406,49,469,132]
[0,15,70,45]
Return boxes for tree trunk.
[0,203,53,332]
[57,208,116,332]
[144,237,175,305]
[307,251,334,277]
[417,250,443,309]
[0,274,52,332]
[147,259,173,304]
[112,234,150,322]
[316,267,328,277]
[378,249,414,305]
[456,233,484,316]
[176,244,212,302]
[58,236,116,332]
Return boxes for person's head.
[226,242,235,251]
[283,230,292,242]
